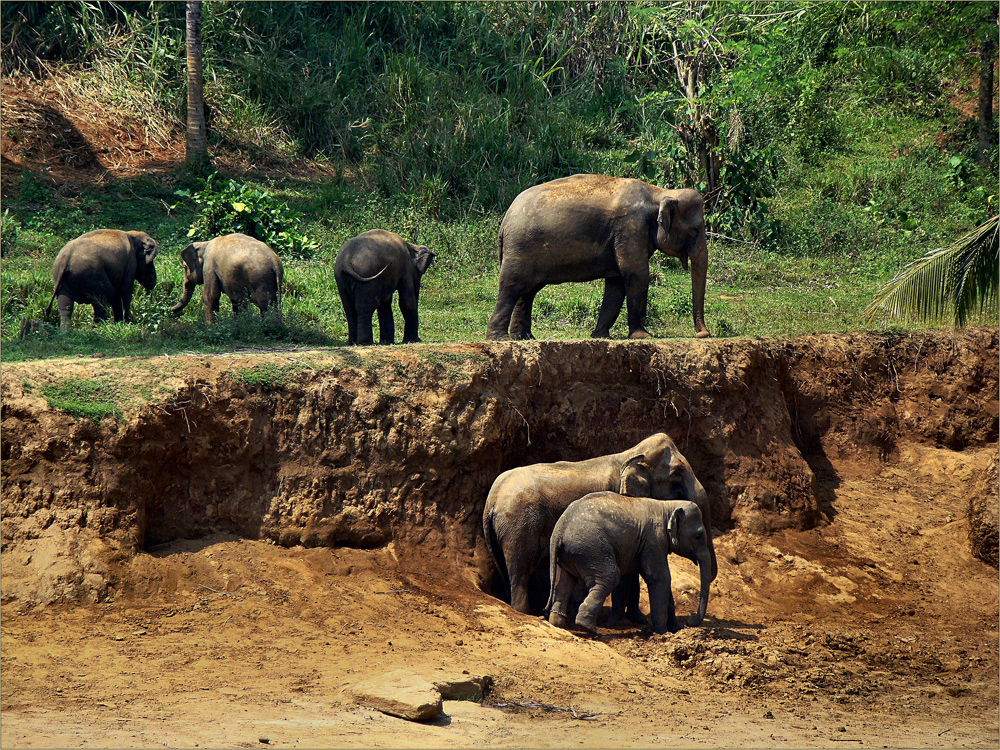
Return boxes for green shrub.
[175,173,319,259]
[1,209,20,256]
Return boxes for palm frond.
[865,215,999,327]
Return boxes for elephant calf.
[46,229,159,330]
[334,229,435,345]
[171,233,283,324]
[546,494,711,635]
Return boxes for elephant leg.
[399,282,420,344]
[623,268,652,339]
[486,276,530,341]
[642,563,679,634]
[575,567,620,634]
[355,298,377,346]
[337,283,358,344]
[119,288,134,323]
[203,278,221,324]
[92,301,110,325]
[231,296,246,317]
[509,285,542,340]
[377,300,395,345]
[56,294,74,331]
[505,554,536,615]
[547,566,578,629]
[592,276,626,338]
[609,574,647,626]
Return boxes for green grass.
[1,165,992,364]
[41,376,122,422]
[231,361,307,391]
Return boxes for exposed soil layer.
[1,329,998,747]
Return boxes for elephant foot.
[625,608,649,625]
[402,337,421,344]
[548,611,570,629]
[695,330,712,339]
[485,329,511,341]
[574,616,598,636]
[628,329,652,340]
[590,329,611,339]
[511,331,535,341]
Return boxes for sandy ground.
[1,443,996,749]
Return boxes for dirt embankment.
[1,329,996,605]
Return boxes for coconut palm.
[865,215,999,327]
[185,1,208,166]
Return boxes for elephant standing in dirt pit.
[46,229,159,330]
[486,173,711,341]
[334,229,435,345]
[170,233,283,324]
[482,433,716,616]
[547,495,712,634]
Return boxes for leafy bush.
[175,173,319,259]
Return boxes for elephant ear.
[667,506,685,551]
[657,196,686,270]
[410,244,435,276]
[620,454,652,496]
[180,243,208,274]
[138,234,158,265]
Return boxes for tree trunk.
[977,7,997,169]
[185,0,208,167]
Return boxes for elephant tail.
[543,539,559,617]
[344,264,389,283]
[45,265,67,319]
[496,225,504,268]
[483,510,511,603]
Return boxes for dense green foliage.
[1,1,996,359]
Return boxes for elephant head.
[620,433,717,581]
[126,231,159,290]
[666,503,712,627]
[170,241,210,313]
[656,189,710,338]
[408,243,435,277]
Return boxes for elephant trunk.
[687,548,712,627]
[690,230,710,338]
[171,281,196,314]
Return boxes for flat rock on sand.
[348,670,443,721]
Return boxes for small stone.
[432,673,492,701]
[348,670,443,721]
[763,710,774,719]
[838,726,847,733]
[258,738,270,745]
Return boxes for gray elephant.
[334,229,435,345]
[46,229,159,330]
[482,433,716,616]
[170,233,283,324]
[486,174,710,341]
[546,495,711,634]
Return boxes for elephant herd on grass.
[46,174,712,342]
[483,432,716,635]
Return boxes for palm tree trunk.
[185,0,208,166]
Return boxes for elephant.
[482,432,716,616]
[486,174,710,341]
[546,495,712,634]
[46,229,159,330]
[170,233,283,324]
[334,229,435,345]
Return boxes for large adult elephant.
[546,495,712,634]
[486,174,710,341]
[46,229,159,330]
[482,433,716,616]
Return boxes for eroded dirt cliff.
[1,329,996,604]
